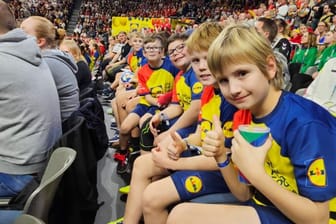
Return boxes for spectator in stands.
[59,39,92,92]
[291,31,318,74]
[20,16,80,121]
[319,4,334,26]
[104,31,132,85]
[296,0,311,25]
[275,0,289,20]
[166,22,336,224]
[330,15,336,32]
[255,17,290,87]
[274,18,292,61]
[315,21,329,45]
[314,30,336,73]
[0,0,61,199]
[311,0,324,29]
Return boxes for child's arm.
[202,116,252,201]
[168,99,200,133]
[144,94,159,107]
[232,129,330,223]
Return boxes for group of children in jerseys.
[109,21,336,224]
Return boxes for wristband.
[217,153,232,168]
[187,144,202,155]
[160,113,170,126]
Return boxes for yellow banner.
[111,17,171,36]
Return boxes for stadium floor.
[94,100,126,224]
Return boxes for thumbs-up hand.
[202,115,227,162]
[166,132,187,160]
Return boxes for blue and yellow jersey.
[246,91,336,223]
[199,86,236,146]
[171,67,203,111]
[137,57,179,106]
[127,49,146,72]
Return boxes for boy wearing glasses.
[139,33,203,153]
[115,34,179,174]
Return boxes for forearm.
[161,104,183,121]
[251,172,329,223]
[145,94,158,106]
[169,155,218,171]
[218,161,252,201]
[170,100,200,132]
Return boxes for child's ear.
[266,55,277,80]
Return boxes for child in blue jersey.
[167,24,336,224]
[110,23,239,224]
[116,34,179,174]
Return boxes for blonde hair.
[23,16,57,48]
[59,39,84,62]
[186,22,223,53]
[208,23,284,90]
[128,31,144,40]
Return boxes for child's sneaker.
[116,150,130,174]
[108,217,123,224]
[109,132,120,144]
[119,185,130,194]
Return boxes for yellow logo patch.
[185,176,203,193]
[192,82,203,94]
[307,158,326,187]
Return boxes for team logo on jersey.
[185,175,203,193]
[192,82,203,94]
[307,158,326,187]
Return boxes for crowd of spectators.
[7,0,74,29]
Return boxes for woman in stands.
[291,31,317,74]
[59,39,92,92]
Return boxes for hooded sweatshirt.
[0,29,62,174]
[42,49,79,121]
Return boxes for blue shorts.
[171,170,231,201]
[176,123,197,138]
[247,200,294,224]
[132,104,159,117]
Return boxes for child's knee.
[142,184,163,212]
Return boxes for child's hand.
[149,113,161,136]
[166,132,187,160]
[151,146,174,169]
[202,115,227,162]
[231,130,273,183]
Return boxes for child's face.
[168,40,190,70]
[216,60,276,117]
[132,37,143,52]
[143,39,164,63]
[189,50,216,86]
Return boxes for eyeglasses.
[168,43,185,56]
[144,46,162,51]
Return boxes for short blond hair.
[208,23,284,90]
[185,22,223,53]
